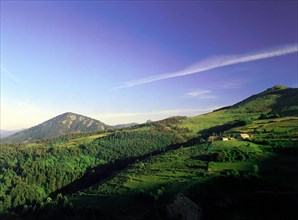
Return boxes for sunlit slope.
[69,138,298,219]
[180,85,298,135]
[228,85,298,115]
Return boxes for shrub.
[211,148,254,162]
[251,164,259,176]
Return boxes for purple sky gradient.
[0,1,297,129]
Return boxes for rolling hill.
[180,85,298,135]
[2,112,110,143]
[228,85,298,115]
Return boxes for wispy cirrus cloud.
[185,89,217,99]
[113,43,298,90]
[0,64,20,83]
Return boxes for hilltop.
[180,85,298,135]
[2,112,110,143]
[228,85,298,115]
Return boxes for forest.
[0,117,189,214]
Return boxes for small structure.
[238,133,250,140]
[208,136,230,142]
[220,137,229,141]
[207,136,221,142]
[167,193,202,220]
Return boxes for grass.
[208,161,255,172]
[180,110,259,135]
[208,140,262,153]
[229,116,298,135]
[69,144,209,200]
[69,134,298,210]
[69,140,265,208]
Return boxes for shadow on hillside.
[188,175,298,220]
[50,137,203,197]
[192,155,210,161]
[187,143,298,220]
[271,88,298,116]
[197,120,245,137]
[10,141,298,219]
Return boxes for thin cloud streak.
[185,89,217,99]
[0,64,20,83]
[185,90,210,97]
[113,44,298,89]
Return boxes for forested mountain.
[2,112,110,143]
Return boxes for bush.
[227,169,240,177]
[211,148,254,162]
[240,118,253,125]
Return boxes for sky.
[0,1,297,130]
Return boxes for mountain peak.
[60,112,80,117]
[265,85,289,92]
[62,112,76,115]
[3,113,110,143]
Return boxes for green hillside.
[228,85,298,115]
[0,85,297,219]
[68,138,298,219]
[180,85,298,136]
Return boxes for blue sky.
[1,1,297,129]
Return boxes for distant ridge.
[2,112,110,143]
[0,129,25,139]
[113,123,139,129]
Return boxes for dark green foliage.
[252,164,259,176]
[239,117,253,125]
[259,113,280,119]
[93,130,174,160]
[0,145,98,212]
[0,127,177,213]
[211,147,255,162]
